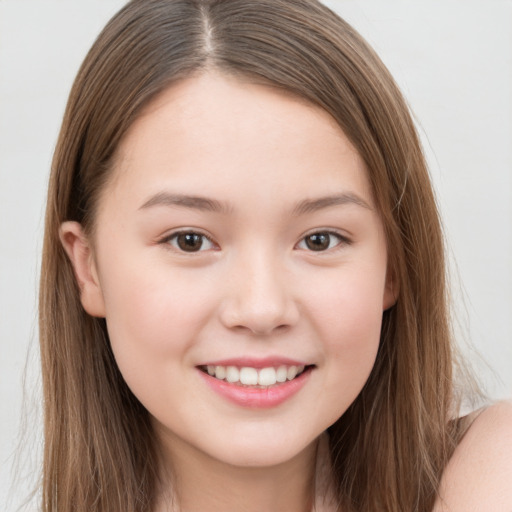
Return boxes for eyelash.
[296,230,351,253]
[159,230,217,253]
[159,229,351,254]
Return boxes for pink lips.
[197,358,312,408]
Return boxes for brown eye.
[167,232,214,252]
[298,232,345,252]
[305,233,330,251]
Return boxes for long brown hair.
[40,1,469,510]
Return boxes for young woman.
[39,0,512,511]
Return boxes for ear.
[59,221,106,317]
[383,264,399,311]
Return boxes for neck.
[154,433,319,512]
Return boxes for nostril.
[247,323,291,336]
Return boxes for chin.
[202,429,319,468]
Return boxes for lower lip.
[198,367,312,408]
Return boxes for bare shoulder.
[433,400,512,512]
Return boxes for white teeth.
[239,367,258,385]
[214,366,226,380]
[258,367,277,386]
[287,366,298,380]
[226,366,239,383]
[206,364,307,386]
[276,365,288,383]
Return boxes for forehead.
[104,71,373,211]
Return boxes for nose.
[218,250,299,336]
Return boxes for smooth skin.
[61,72,512,512]
[433,401,512,511]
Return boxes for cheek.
[309,264,386,346]
[99,269,216,420]
[97,254,215,382]
[302,266,385,419]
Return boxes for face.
[63,72,394,469]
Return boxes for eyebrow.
[292,193,372,215]
[139,191,372,215]
[139,192,231,214]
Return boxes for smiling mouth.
[198,364,313,387]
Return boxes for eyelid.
[159,229,218,252]
[295,229,352,252]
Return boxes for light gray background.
[1,1,511,509]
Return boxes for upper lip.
[197,357,309,369]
